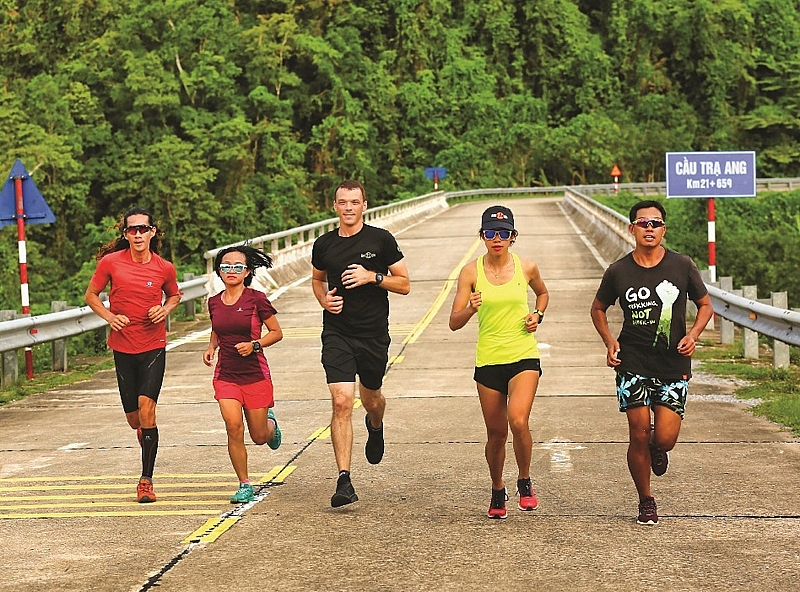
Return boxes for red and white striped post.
[707,197,716,283]
[13,173,34,379]
[433,170,439,191]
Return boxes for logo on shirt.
[361,252,376,259]
[146,281,153,288]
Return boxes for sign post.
[0,160,57,379]
[665,151,756,283]
[424,167,447,192]
[610,164,622,195]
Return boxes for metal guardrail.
[0,277,208,353]
[1,179,799,368]
[707,285,800,347]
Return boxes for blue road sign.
[425,167,447,180]
[665,151,756,198]
[0,159,56,227]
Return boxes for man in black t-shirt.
[591,200,713,526]
[311,179,411,507]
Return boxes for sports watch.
[533,309,545,323]
[375,273,384,285]
[251,340,262,353]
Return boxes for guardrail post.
[771,292,790,368]
[51,301,68,372]
[183,273,196,319]
[719,277,734,345]
[1,310,18,388]
[742,285,759,359]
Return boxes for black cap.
[481,205,515,231]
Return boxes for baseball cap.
[481,206,515,231]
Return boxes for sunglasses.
[124,224,155,236]
[219,263,248,274]
[481,229,513,240]
[632,218,665,229]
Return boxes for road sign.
[665,151,756,198]
[424,167,447,180]
[0,159,56,226]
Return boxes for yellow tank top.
[475,253,539,367]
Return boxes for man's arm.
[677,293,714,356]
[591,297,621,367]
[85,282,130,331]
[339,259,411,295]
[312,267,343,314]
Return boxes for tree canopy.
[1,0,799,311]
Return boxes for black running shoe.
[331,475,359,508]
[364,415,384,465]
[637,496,659,525]
[649,442,669,476]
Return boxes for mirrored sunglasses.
[219,263,248,274]
[632,218,665,229]
[124,224,155,236]
[481,229,513,240]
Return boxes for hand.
[677,335,697,356]
[469,291,482,311]
[324,287,344,314]
[234,341,255,356]
[147,305,168,324]
[108,314,131,331]
[523,313,539,333]
[607,344,621,368]
[202,348,215,366]
[341,264,371,289]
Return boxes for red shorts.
[213,379,274,410]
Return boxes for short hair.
[629,200,666,222]
[213,244,273,288]
[335,179,366,201]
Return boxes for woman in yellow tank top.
[449,205,549,519]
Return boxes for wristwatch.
[251,340,262,353]
[375,272,384,285]
[533,309,545,323]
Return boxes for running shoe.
[649,442,669,476]
[637,496,659,525]
[516,478,539,511]
[487,487,508,519]
[136,477,156,503]
[364,415,384,464]
[230,483,255,504]
[331,475,359,508]
[267,408,282,450]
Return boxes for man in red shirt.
[85,206,181,503]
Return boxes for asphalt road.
[1,198,798,591]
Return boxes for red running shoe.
[136,477,156,503]
[516,478,539,511]
[487,487,508,519]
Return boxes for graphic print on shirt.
[625,279,679,349]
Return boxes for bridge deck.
[1,198,798,591]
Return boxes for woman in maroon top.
[203,245,283,504]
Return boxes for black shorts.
[473,358,542,396]
[321,329,390,391]
[113,348,166,413]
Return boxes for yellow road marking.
[182,517,241,544]
[402,239,482,344]
[0,509,221,519]
[0,491,238,501]
[0,482,241,493]
[0,500,230,510]
[0,473,247,483]
[308,426,331,440]
[258,466,295,483]
[389,355,404,364]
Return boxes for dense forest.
[1,0,799,313]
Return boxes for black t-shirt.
[311,224,404,337]
[595,249,708,380]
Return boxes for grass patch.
[694,338,800,435]
[0,356,115,405]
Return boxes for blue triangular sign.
[0,159,56,227]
